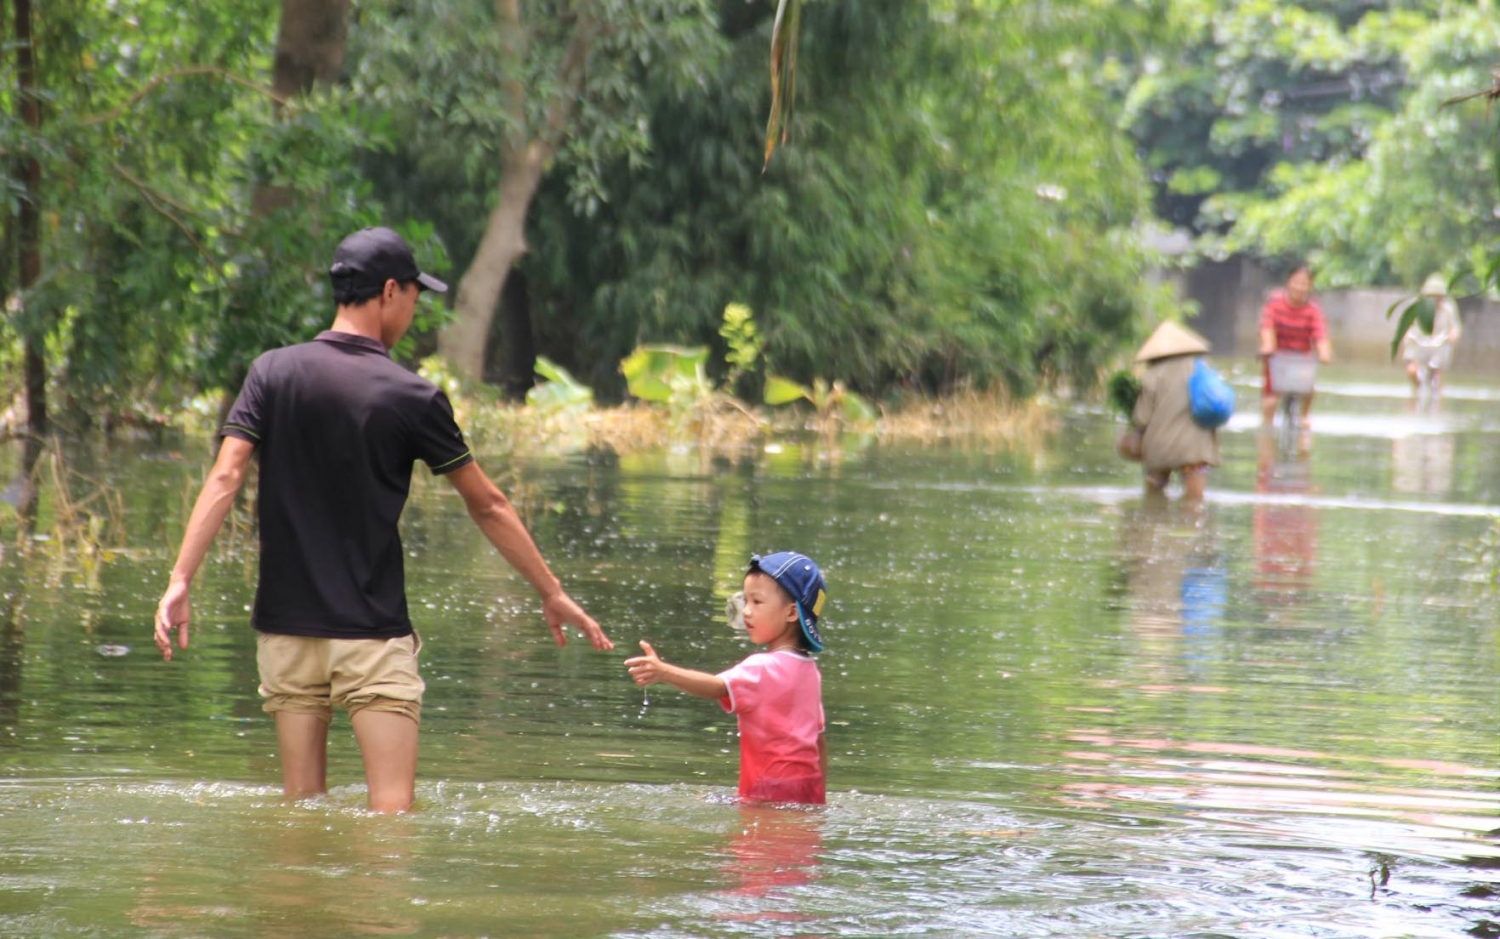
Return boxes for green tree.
[0,0,415,432]
[348,0,720,384]
[1122,0,1499,288]
[8,0,47,437]
[1121,0,1418,234]
[519,0,1167,398]
[0,0,1181,424]
[1216,5,1500,286]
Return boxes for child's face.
[741,572,801,648]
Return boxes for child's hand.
[624,640,665,686]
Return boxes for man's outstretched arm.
[445,461,613,651]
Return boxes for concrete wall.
[1168,256,1500,369]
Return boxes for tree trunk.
[253,0,349,218]
[437,3,590,383]
[220,0,349,427]
[439,142,546,381]
[14,0,43,439]
[493,267,536,400]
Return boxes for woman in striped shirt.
[1259,265,1333,427]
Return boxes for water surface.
[1,363,1496,937]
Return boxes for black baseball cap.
[329,227,448,293]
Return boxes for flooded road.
[0,362,1495,937]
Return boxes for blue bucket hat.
[748,552,827,653]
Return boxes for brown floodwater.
[0,363,1495,937]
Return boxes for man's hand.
[152,436,253,663]
[155,580,191,662]
[541,591,614,650]
[624,641,665,686]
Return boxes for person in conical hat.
[1135,320,1210,363]
[1127,320,1220,502]
[1403,273,1461,397]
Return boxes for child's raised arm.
[624,641,728,699]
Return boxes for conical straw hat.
[1420,273,1447,297]
[1135,320,1210,363]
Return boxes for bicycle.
[1267,352,1318,457]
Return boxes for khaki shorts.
[256,631,425,725]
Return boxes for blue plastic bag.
[1188,358,1234,429]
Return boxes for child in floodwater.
[625,551,828,805]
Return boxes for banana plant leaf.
[621,345,711,403]
[1385,295,1435,360]
[840,390,877,425]
[763,374,810,406]
[526,356,593,414]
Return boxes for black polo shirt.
[221,331,474,638]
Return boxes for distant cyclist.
[1259,264,1333,428]
[1402,273,1461,397]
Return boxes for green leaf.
[1414,295,1435,334]
[1485,252,1500,293]
[620,344,710,404]
[1106,369,1141,417]
[527,355,594,415]
[719,302,761,379]
[840,390,877,424]
[1386,297,1424,361]
[763,374,810,406]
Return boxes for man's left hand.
[541,592,614,650]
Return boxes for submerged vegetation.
[439,303,1053,461]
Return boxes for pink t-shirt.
[717,650,825,804]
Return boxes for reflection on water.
[1253,430,1320,611]
[1,371,1498,937]
[714,805,824,929]
[1392,430,1456,496]
[1118,494,1226,685]
[126,791,425,938]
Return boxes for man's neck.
[329,306,382,343]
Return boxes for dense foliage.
[498,0,1170,399]
[1121,0,1500,287]
[3,0,1497,431]
[0,1,425,430]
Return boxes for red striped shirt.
[1260,291,1326,353]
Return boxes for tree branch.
[110,162,222,275]
[540,24,591,154]
[79,67,289,127]
[494,1,588,163]
[496,0,529,148]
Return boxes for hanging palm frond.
[763,0,802,171]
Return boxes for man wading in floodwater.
[154,226,613,813]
